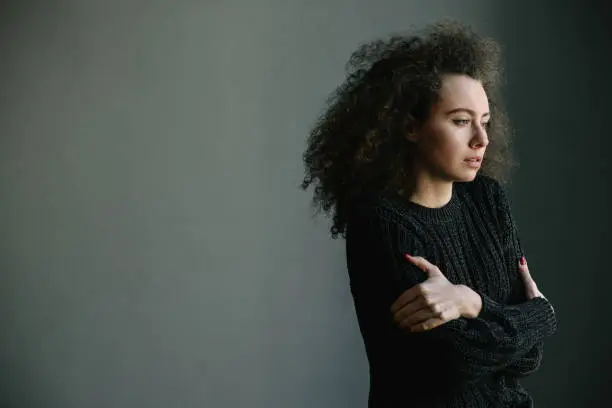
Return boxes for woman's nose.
[471,126,489,148]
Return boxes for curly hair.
[301,20,516,238]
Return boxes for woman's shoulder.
[349,192,413,223]
[345,193,419,240]
[345,193,422,249]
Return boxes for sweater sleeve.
[504,345,544,377]
[353,200,557,385]
[490,178,556,376]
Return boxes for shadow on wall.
[498,1,611,406]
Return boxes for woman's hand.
[518,256,546,300]
[390,255,482,332]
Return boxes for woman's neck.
[409,176,454,209]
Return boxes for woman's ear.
[405,129,418,143]
[404,115,420,143]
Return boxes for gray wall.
[0,1,608,407]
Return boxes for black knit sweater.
[345,175,557,408]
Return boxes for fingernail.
[520,256,526,265]
[404,254,412,260]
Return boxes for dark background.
[1,1,610,406]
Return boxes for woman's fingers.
[390,283,425,313]
[405,254,444,277]
[517,256,546,299]
[409,306,461,332]
[518,256,532,279]
[392,297,428,324]
[391,255,446,313]
[518,257,535,288]
[395,299,444,328]
[411,317,445,332]
[394,301,460,331]
[397,307,432,329]
[390,255,464,332]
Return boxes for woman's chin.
[455,170,479,182]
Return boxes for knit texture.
[345,174,557,408]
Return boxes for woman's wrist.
[456,284,482,318]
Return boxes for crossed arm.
[353,206,557,385]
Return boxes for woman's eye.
[481,122,490,129]
[453,119,471,126]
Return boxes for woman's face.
[408,74,490,183]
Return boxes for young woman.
[301,21,557,407]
